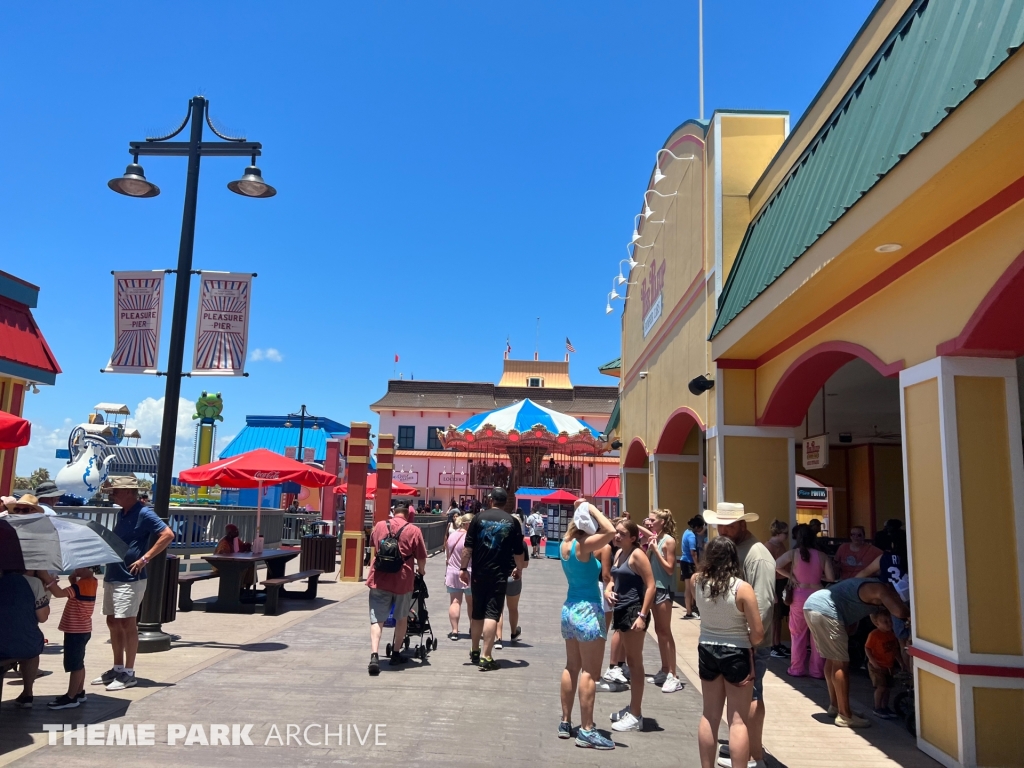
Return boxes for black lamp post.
[109,96,275,653]
[284,405,320,464]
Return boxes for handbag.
[783,578,795,606]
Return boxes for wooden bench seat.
[178,570,219,612]
[261,569,323,616]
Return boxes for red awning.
[0,410,31,449]
[594,475,620,498]
[334,473,420,497]
[541,489,579,504]
[178,448,337,488]
[0,296,61,381]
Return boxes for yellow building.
[616,1,1024,765]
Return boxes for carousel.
[439,398,606,500]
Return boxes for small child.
[865,611,902,719]
[45,567,98,710]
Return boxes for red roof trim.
[0,295,62,376]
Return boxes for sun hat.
[703,501,758,526]
[101,475,146,492]
[4,494,45,515]
[33,480,67,499]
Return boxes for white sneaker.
[645,670,668,686]
[661,673,683,693]
[603,666,628,685]
[609,705,631,722]
[105,671,137,691]
[596,680,629,693]
[620,662,631,681]
[717,752,764,768]
[611,711,643,732]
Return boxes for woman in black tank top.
[604,519,655,732]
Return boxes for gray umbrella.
[5,513,62,571]
[51,517,128,570]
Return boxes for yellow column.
[654,429,703,592]
[900,357,1024,768]
[623,467,649,519]
[713,366,796,543]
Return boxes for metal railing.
[57,506,289,552]
[414,519,447,555]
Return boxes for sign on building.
[802,435,829,470]
[394,471,419,484]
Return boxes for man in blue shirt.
[94,476,173,692]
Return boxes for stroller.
[385,573,437,660]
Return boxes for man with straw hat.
[93,476,173,693]
[703,502,776,768]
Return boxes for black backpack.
[374,520,408,574]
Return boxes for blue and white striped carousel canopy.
[456,399,600,438]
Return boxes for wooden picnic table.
[201,549,299,613]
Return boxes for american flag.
[565,337,576,353]
[506,338,512,354]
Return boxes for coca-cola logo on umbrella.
[254,471,281,480]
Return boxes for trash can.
[162,554,180,624]
[301,534,337,574]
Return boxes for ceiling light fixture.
[874,243,902,253]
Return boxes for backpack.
[374,520,408,574]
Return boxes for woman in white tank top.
[693,536,764,768]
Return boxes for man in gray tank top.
[804,578,909,728]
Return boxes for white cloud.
[250,347,283,362]
[126,396,196,475]
[16,418,74,478]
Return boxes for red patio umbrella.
[179,448,337,535]
[541,489,579,504]
[0,410,31,450]
[334,473,420,497]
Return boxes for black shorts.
[698,643,753,685]
[530,534,541,546]
[63,632,91,673]
[471,578,507,621]
[680,561,695,580]
[613,603,642,632]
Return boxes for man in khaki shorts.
[803,577,909,728]
[94,477,173,692]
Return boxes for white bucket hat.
[703,501,758,526]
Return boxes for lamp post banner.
[105,271,165,373]
[191,272,252,376]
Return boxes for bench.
[261,569,323,616]
[178,571,219,612]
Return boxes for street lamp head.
[108,162,160,198]
[227,164,277,198]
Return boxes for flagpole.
[698,0,704,121]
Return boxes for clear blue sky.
[3,1,876,476]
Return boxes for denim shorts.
[561,600,607,642]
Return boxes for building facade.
[615,2,1024,764]
[0,270,61,495]
[371,355,619,506]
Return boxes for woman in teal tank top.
[558,503,616,749]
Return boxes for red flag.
[395,354,399,363]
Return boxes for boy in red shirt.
[45,567,98,709]
[865,611,902,719]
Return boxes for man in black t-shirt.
[459,488,525,670]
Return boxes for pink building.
[370,355,619,508]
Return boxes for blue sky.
[3,1,876,476]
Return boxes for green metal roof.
[711,0,1024,339]
[606,396,620,435]
[598,357,621,375]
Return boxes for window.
[397,425,416,449]
[427,426,444,450]
[527,377,543,387]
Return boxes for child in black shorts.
[45,567,98,709]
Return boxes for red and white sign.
[191,272,253,376]
[802,435,829,470]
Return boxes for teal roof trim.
[711,0,1024,339]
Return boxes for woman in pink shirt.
[834,526,882,581]
[776,524,835,678]
[445,514,473,640]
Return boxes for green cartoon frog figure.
[193,391,224,422]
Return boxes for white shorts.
[103,580,147,619]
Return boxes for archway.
[623,437,649,518]
[653,408,704,570]
[759,341,903,428]
[937,248,1024,358]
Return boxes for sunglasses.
[12,506,35,514]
